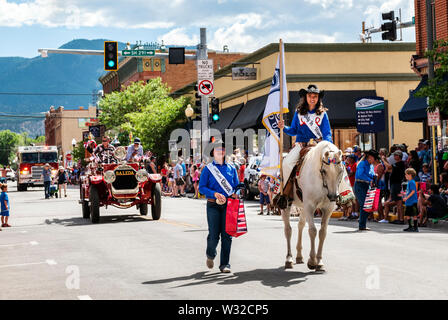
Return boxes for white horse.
[280,141,346,272]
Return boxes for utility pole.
[197,28,209,148]
[426,0,438,184]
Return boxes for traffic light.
[381,11,397,41]
[194,84,201,107]
[210,97,220,123]
[104,41,118,71]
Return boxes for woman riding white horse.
[277,84,351,271]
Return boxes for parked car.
[79,146,162,223]
[6,169,16,182]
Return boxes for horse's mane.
[304,141,340,170]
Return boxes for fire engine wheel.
[89,186,100,224]
[139,203,148,216]
[151,183,162,220]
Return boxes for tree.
[0,130,21,166]
[99,78,189,156]
[72,141,88,167]
[416,39,448,113]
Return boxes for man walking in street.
[42,163,52,199]
[353,150,379,231]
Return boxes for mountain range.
[0,39,128,135]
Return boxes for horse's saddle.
[274,146,314,209]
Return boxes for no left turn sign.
[198,79,214,96]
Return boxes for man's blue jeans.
[44,181,51,199]
[354,181,370,229]
[206,201,232,270]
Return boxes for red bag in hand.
[225,198,248,238]
[363,186,381,213]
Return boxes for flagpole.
[279,39,284,195]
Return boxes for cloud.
[0,0,173,29]
[157,28,199,46]
[305,0,353,9]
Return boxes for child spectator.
[1,183,11,228]
[420,184,448,226]
[419,163,431,183]
[403,168,419,232]
[258,175,270,215]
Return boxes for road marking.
[0,259,57,269]
[159,218,200,228]
[0,241,39,247]
[78,295,92,300]
[46,259,57,265]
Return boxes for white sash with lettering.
[207,163,234,197]
[299,112,325,140]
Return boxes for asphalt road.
[1,181,448,300]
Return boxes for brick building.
[412,0,448,75]
[98,50,247,94]
[45,105,97,166]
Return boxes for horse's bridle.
[320,157,344,194]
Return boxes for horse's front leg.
[296,212,306,264]
[304,203,318,270]
[281,206,294,269]
[316,203,334,272]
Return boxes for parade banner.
[259,42,289,180]
[355,97,385,133]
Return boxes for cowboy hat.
[299,84,325,99]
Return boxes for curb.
[427,219,448,231]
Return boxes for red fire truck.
[16,146,59,191]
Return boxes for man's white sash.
[299,112,325,140]
[207,163,234,197]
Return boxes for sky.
[0,0,416,58]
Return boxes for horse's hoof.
[296,257,304,264]
[315,265,326,272]
[285,261,294,269]
[307,263,316,270]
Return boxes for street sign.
[355,97,386,133]
[232,67,257,80]
[197,59,214,81]
[428,109,440,126]
[198,79,214,96]
[121,49,155,57]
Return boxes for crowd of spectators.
[339,139,448,231]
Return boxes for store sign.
[427,109,440,126]
[231,67,257,80]
[355,97,385,133]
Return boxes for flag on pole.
[259,42,289,181]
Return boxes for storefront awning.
[289,90,377,127]
[229,95,268,130]
[399,76,428,122]
[210,103,244,133]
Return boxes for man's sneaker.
[403,227,413,232]
[206,258,214,269]
[378,219,389,223]
[258,212,263,215]
[412,227,419,232]
[220,266,231,273]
